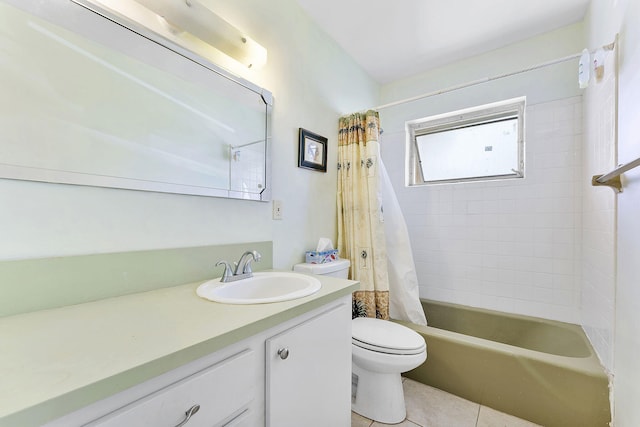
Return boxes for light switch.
[272,200,283,220]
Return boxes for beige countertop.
[0,273,358,427]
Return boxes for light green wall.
[0,0,379,271]
[584,0,640,425]
[220,0,380,269]
[379,23,584,134]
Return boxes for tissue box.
[305,250,339,264]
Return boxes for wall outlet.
[272,200,283,220]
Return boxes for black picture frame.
[298,128,328,172]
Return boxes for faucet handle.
[215,260,234,282]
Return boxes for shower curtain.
[337,110,390,319]
[380,160,427,325]
[337,110,426,325]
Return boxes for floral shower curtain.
[337,110,390,320]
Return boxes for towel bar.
[592,156,640,192]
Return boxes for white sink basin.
[196,272,321,304]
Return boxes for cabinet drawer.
[87,349,255,427]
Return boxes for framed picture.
[298,128,328,172]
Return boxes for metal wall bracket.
[592,174,622,193]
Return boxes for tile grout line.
[474,404,481,426]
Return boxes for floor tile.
[476,406,542,427]
[351,411,373,427]
[353,378,539,427]
[403,378,480,427]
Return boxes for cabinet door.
[266,301,351,427]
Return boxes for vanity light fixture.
[72,0,268,69]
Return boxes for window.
[406,97,525,185]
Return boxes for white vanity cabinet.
[266,301,351,427]
[43,295,352,427]
[45,344,260,427]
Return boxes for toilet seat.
[352,317,426,355]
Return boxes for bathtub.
[393,300,611,427]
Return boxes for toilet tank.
[293,259,350,278]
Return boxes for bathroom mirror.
[0,0,272,201]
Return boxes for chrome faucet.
[216,250,262,282]
[235,250,261,275]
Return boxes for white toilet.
[293,259,427,424]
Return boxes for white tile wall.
[381,96,583,323]
[581,52,617,372]
[229,144,265,199]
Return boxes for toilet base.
[351,363,406,424]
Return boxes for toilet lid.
[352,317,426,355]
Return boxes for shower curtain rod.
[373,40,616,111]
[230,138,265,149]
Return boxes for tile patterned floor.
[352,378,541,427]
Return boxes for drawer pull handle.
[175,404,200,427]
[277,347,289,360]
